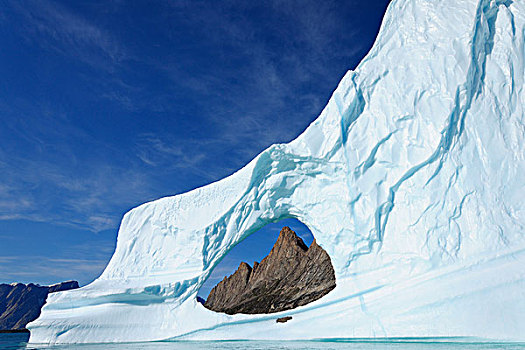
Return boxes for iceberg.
[29,0,525,343]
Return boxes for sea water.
[2,334,525,350]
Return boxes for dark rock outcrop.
[276,316,292,323]
[47,281,79,293]
[0,281,79,330]
[204,227,336,314]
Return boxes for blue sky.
[0,0,389,287]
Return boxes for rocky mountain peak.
[272,226,308,252]
[203,227,336,315]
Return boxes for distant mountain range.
[0,281,79,331]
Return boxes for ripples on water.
[2,333,525,350]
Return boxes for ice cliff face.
[29,0,525,343]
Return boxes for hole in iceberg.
[197,218,336,315]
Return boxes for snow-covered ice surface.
[29,0,525,344]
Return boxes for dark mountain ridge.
[204,227,336,314]
[0,281,79,330]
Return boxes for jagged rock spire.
[204,227,336,314]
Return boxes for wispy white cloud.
[150,0,364,162]
[6,0,126,70]
[0,131,158,231]
[0,239,115,285]
[0,256,109,285]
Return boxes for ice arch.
[30,0,525,343]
